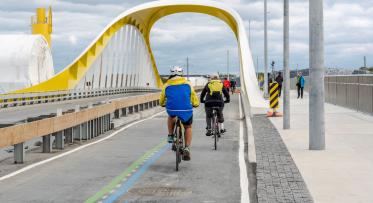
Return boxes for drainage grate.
[129,187,190,197]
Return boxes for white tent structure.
[0,35,54,94]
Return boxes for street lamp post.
[309,0,325,150]
[283,0,290,129]
[264,0,269,98]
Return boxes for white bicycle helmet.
[211,73,220,79]
[170,66,183,76]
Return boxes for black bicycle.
[211,107,221,150]
[172,117,185,171]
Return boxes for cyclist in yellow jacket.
[160,66,199,161]
[200,74,230,136]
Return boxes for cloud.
[0,0,372,74]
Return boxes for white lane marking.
[238,94,250,203]
[0,110,166,182]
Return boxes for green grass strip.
[85,140,167,203]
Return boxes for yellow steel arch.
[13,0,263,111]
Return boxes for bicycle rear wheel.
[213,114,218,150]
[175,120,182,171]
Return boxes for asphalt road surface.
[0,94,245,203]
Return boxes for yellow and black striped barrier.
[269,82,279,109]
[267,82,282,117]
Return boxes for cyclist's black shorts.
[171,115,193,126]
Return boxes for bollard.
[42,134,53,153]
[14,142,25,164]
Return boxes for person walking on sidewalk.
[296,72,305,99]
[275,72,283,97]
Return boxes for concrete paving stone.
[252,114,313,203]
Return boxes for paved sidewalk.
[252,115,313,203]
[270,91,373,203]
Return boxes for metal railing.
[0,87,159,109]
[290,75,373,114]
[325,75,373,114]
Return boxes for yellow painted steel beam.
[31,7,52,47]
[13,0,259,100]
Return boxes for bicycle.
[211,107,221,150]
[172,117,185,171]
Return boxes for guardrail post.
[82,122,88,140]
[73,105,82,142]
[73,125,81,142]
[64,128,73,144]
[95,118,99,137]
[114,109,120,119]
[98,117,102,134]
[55,131,64,150]
[42,134,53,153]
[134,105,139,113]
[55,109,64,150]
[14,142,25,164]
[89,120,94,139]
[108,114,112,130]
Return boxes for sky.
[0,0,372,75]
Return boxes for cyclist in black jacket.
[200,74,230,136]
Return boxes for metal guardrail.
[0,92,162,164]
[0,87,159,109]
[0,86,204,164]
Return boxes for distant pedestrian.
[296,72,305,99]
[275,73,283,97]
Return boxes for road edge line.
[239,94,250,203]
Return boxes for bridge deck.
[0,94,244,202]
[271,91,373,203]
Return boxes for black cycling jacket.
[200,82,230,107]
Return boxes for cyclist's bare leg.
[167,116,176,135]
[184,125,192,147]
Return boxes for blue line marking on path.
[104,144,169,203]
